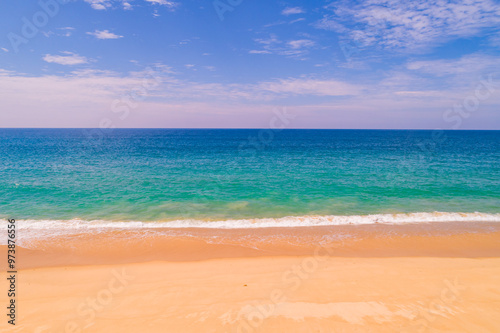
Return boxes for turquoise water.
[0,129,499,222]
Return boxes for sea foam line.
[1,212,500,232]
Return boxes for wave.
[2,212,500,247]
[1,212,500,233]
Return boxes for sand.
[1,222,500,332]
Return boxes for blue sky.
[1,0,500,128]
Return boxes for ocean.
[1,129,499,230]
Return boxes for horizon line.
[0,128,499,131]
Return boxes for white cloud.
[288,39,315,49]
[2,48,9,53]
[281,7,304,16]
[144,0,177,7]
[57,27,75,37]
[290,18,305,24]
[317,0,500,51]
[249,50,271,54]
[84,0,111,10]
[256,78,361,96]
[84,0,177,10]
[43,52,89,65]
[252,35,315,58]
[87,30,124,39]
[42,29,73,38]
[314,18,346,33]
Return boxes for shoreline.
[4,221,500,270]
[4,212,500,231]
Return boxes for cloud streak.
[407,53,500,77]
[84,0,177,10]
[281,7,305,16]
[144,0,177,7]
[87,30,124,39]
[251,35,316,58]
[43,52,89,65]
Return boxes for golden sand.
[1,222,500,332]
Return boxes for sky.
[0,0,499,129]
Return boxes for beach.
[1,130,499,331]
[3,0,500,329]
[2,221,500,332]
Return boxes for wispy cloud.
[256,78,361,96]
[1,48,8,53]
[43,52,89,65]
[58,27,75,37]
[317,0,500,51]
[251,35,316,58]
[288,39,315,49]
[289,18,305,24]
[249,50,271,54]
[281,7,304,16]
[84,0,177,10]
[1,63,498,128]
[41,27,75,38]
[407,53,500,77]
[87,30,124,39]
[0,67,361,108]
[144,0,177,8]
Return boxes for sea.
[1,129,499,233]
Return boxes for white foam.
[1,212,500,238]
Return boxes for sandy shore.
[2,222,500,332]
